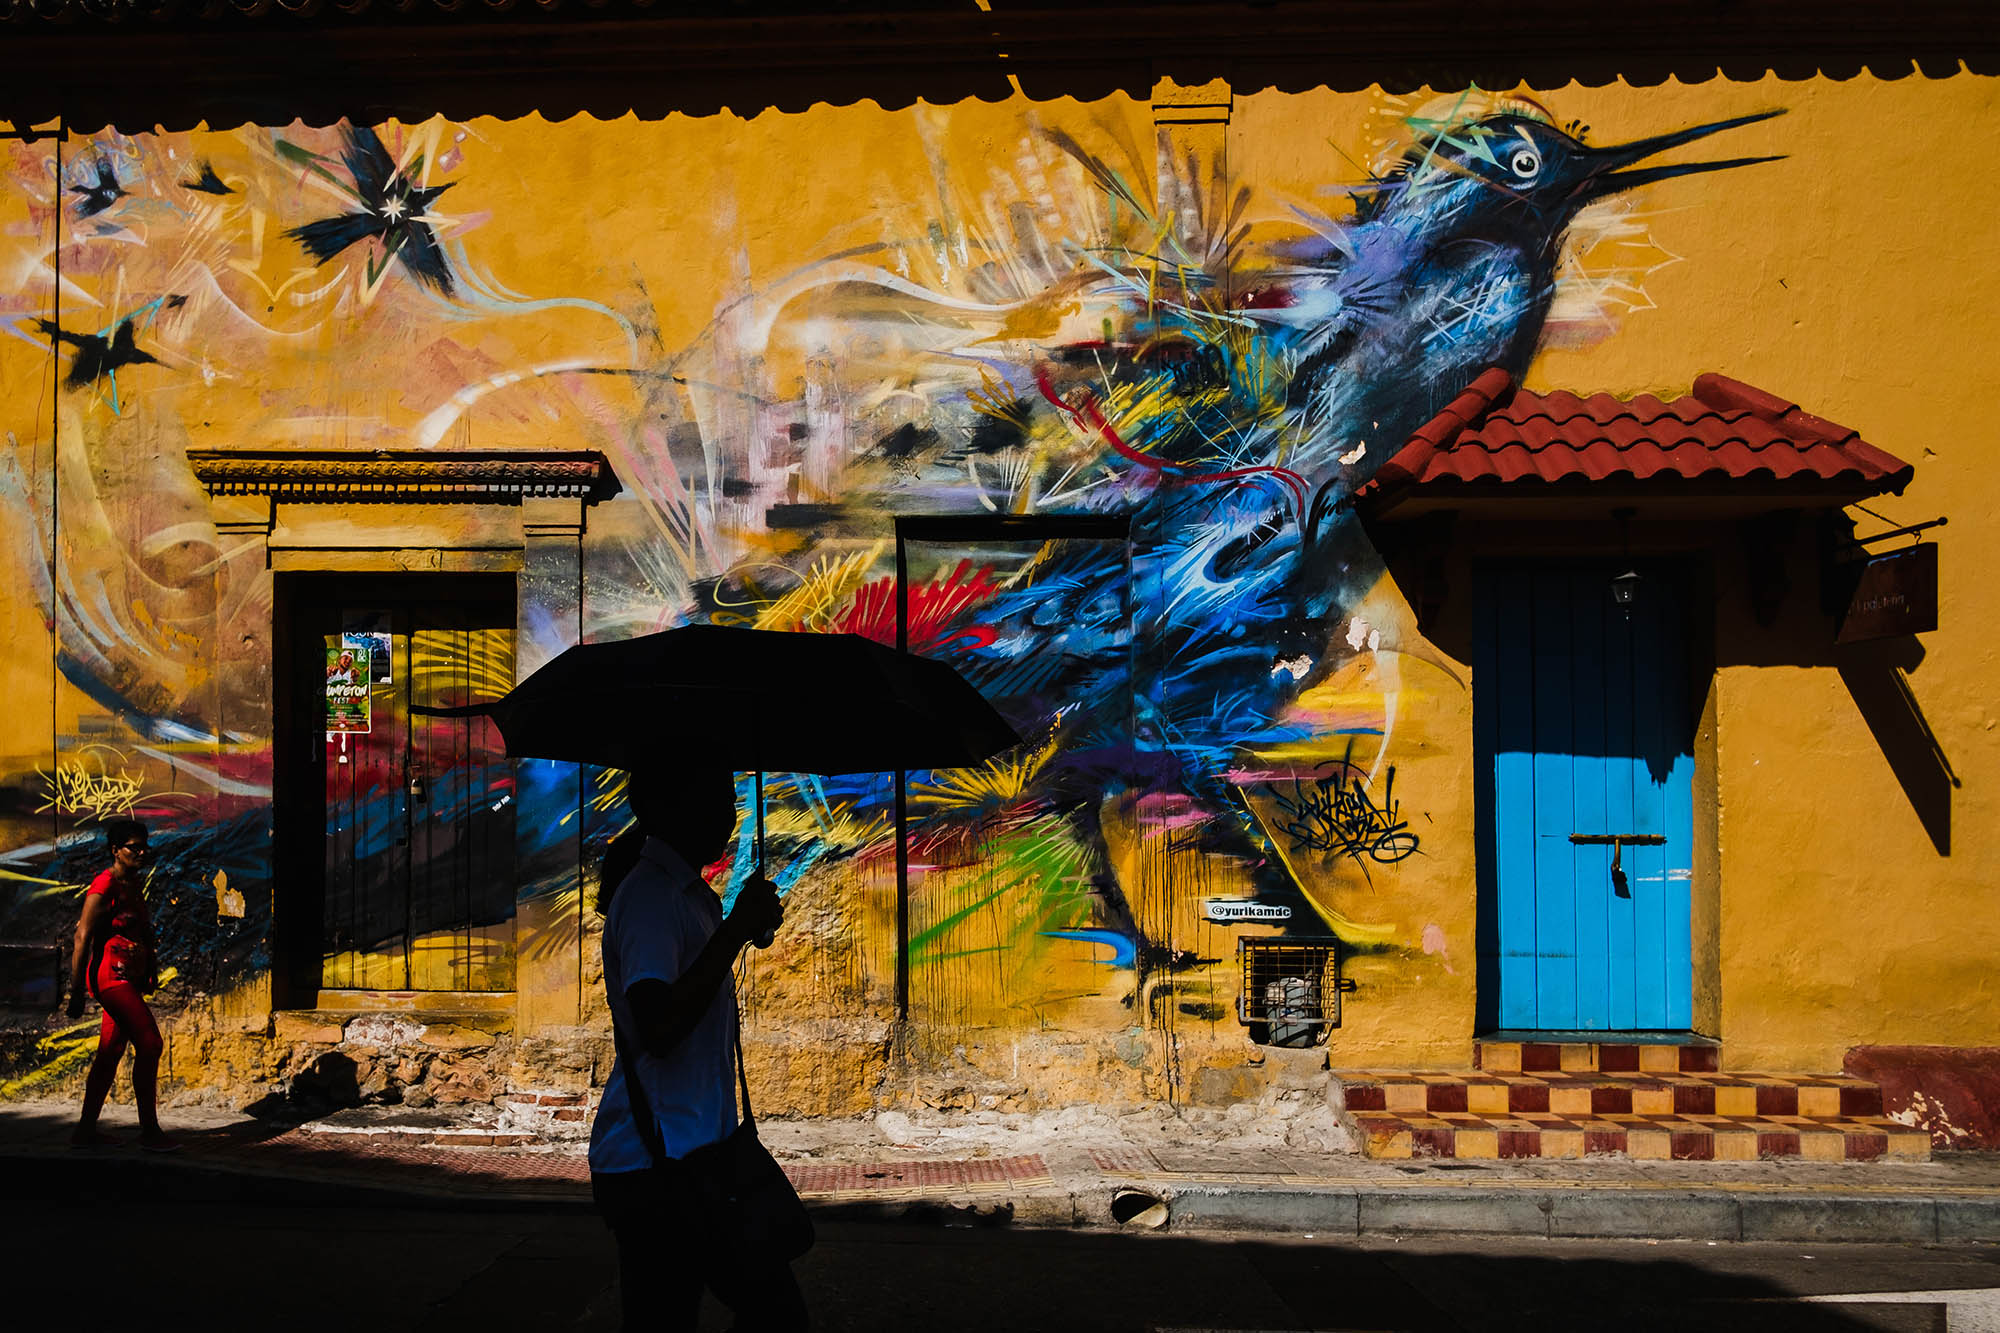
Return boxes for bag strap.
[732,1005,755,1131]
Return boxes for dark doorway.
[273,574,517,1007]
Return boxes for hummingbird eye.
[1508,147,1542,180]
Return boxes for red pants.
[82,982,163,1132]
[94,982,162,1062]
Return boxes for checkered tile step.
[1343,1070,1887,1119]
[1475,1040,1719,1074]
[1338,1069,1928,1161]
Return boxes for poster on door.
[326,633,387,734]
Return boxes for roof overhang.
[1349,368,1914,528]
[2,1,1996,131]
[1360,479,1903,525]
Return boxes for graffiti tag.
[1267,746,1421,866]
[1205,899,1292,924]
[36,757,144,820]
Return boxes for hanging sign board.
[325,636,377,735]
[1837,544,1938,644]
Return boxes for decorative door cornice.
[187,448,621,505]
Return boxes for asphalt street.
[6,1197,1997,1332]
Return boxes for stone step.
[1346,1108,1929,1162]
[1475,1039,1719,1075]
[1340,1069,1886,1119]
[1337,1068,1928,1162]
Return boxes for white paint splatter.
[1271,654,1312,681]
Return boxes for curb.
[1157,1181,2000,1244]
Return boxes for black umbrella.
[413,624,1022,857]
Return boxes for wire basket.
[1236,938,1348,1047]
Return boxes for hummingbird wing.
[287,211,386,266]
[183,161,232,195]
[382,210,454,294]
[34,318,85,351]
[340,125,398,211]
[107,320,159,370]
[38,319,106,388]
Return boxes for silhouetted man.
[589,766,803,1331]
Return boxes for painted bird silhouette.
[70,158,126,217]
[286,125,455,294]
[841,105,1786,979]
[38,312,164,390]
[182,161,232,195]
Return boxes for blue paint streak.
[1041,928,1137,968]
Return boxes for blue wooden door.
[1475,566,1695,1032]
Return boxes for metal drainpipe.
[894,532,910,1026]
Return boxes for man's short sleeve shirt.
[587,837,737,1174]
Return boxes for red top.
[1353,368,1915,506]
[86,869,152,994]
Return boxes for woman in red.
[66,818,176,1151]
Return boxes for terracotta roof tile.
[1355,369,1914,510]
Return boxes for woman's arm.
[66,892,110,1018]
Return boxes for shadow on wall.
[1407,524,1955,860]
[1835,639,1958,856]
[1723,525,1957,856]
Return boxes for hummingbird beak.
[1583,108,1786,198]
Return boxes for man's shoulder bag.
[610,995,815,1262]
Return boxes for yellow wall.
[1524,77,2000,1068]
[1,70,1994,1106]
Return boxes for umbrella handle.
[753,770,775,950]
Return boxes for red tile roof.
[1354,368,1914,512]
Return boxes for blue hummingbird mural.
[714,100,1788,990]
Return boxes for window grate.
[1237,938,1350,1047]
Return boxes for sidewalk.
[6,1098,1998,1244]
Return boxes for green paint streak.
[905,816,1092,963]
[907,882,1013,957]
[925,945,1010,964]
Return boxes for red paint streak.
[835,560,1001,653]
[1236,285,1295,309]
[1036,368,1164,472]
[1035,366,1304,516]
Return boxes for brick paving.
[18,1111,1056,1203]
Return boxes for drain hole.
[1111,1188,1168,1228]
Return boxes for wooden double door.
[278,574,517,998]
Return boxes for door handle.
[1569,834,1664,900]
